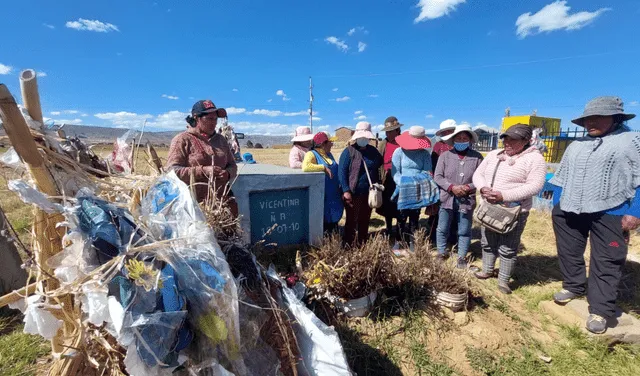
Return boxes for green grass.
[465,325,640,376]
[0,317,49,376]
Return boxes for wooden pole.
[19,69,44,125]
[0,84,75,360]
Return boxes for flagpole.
[309,76,313,133]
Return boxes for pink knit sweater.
[472,146,547,211]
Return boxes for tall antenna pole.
[309,76,314,133]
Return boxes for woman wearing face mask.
[549,97,640,334]
[472,123,546,294]
[289,126,314,169]
[338,122,383,246]
[302,131,344,234]
[434,124,483,268]
[166,99,238,215]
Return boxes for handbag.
[473,158,521,234]
[362,157,384,209]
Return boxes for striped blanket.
[391,173,440,210]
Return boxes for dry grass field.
[0,145,639,375]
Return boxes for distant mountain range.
[0,124,292,147]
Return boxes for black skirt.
[376,174,399,218]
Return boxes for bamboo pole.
[20,69,44,125]
[0,84,76,364]
[0,282,37,308]
[147,141,163,174]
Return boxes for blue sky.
[1,0,639,135]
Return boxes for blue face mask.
[454,142,470,152]
[356,138,369,148]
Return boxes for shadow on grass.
[510,250,563,290]
[334,322,404,376]
[619,258,640,314]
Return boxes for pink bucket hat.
[291,126,314,142]
[350,121,376,141]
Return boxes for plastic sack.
[8,179,64,213]
[23,295,64,340]
[531,127,548,154]
[109,130,134,174]
[267,268,352,376]
[0,147,24,170]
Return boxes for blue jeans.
[436,201,472,258]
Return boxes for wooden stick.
[0,83,74,358]
[0,282,37,308]
[147,142,163,174]
[19,69,44,125]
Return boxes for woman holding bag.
[391,126,439,253]
[471,124,546,294]
[338,122,383,246]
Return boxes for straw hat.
[441,124,479,145]
[396,126,432,150]
[572,96,636,126]
[291,126,314,142]
[381,116,403,132]
[350,121,376,141]
[435,119,456,137]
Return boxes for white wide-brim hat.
[441,124,479,145]
[435,119,457,137]
[291,126,314,142]
[350,121,376,141]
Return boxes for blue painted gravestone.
[249,188,309,245]
[233,163,325,246]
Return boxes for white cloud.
[50,111,61,116]
[368,94,379,98]
[226,107,247,115]
[64,110,79,114]
[0,63,12,75]
[249,109,282,117]
[36,71,47,77]
[81,114,89,117]
[162,94,179,100]
[414,0,466,23]
[373,124,385,132]
[354,110,363,115]
[325,36,349,52]
[276,89,290,101]
[354,115,367,120]
[629,101,639,107]
[335,96,351,102]
[50,118,83,125]
[357,41,367,52]
[312,117,322,122]
[332,88,339,92]
[267,99,273,103]
[232,88,239,92]
[424,128,439,135]
[425,114,434,119]
[246,109,310,117]
[147,110,188,130]
[347,26,368,36]
[65,18,119,33]
[516,1,610,38]
[43,23,55,29]
[94,111,151,127]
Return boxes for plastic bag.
[8,179,64,213]
[0,147,24,170]
[23,295,64,340]
[109,130,134,174]
[267,267,352,376]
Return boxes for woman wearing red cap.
[166,99,238,215]
[302,132,344,234]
